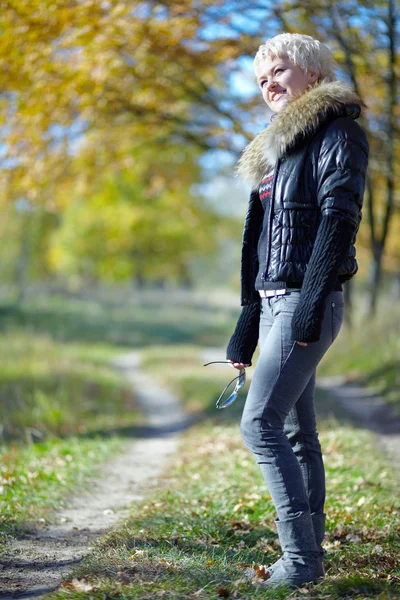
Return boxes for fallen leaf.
[61,579,97,592]
[254,564,270,580]
[216,587,230,598]
[245,492,261,501]
[230,520,251,530]
[129,549,146,559]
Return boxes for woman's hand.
[296,341,308,346]
[228,360,250,370]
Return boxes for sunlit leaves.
[0,0,256,206]
[48,159,220,282]
[0,1,264,284]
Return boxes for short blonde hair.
[254,33,338,83]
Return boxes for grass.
[140,345,231,414]
[0,290,237,546]
[47,425,400,599]
[0,291,237,438]
[0,330,138,546]
[0,436,121,544]
[1,286,399,597]
[47,345,400,600]
[318,294,400,410]
[0,332,142,440]
[0,289,235,348]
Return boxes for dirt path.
[0,352,189,599]
[318,376,400,473]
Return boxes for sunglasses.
[203,361,246,409]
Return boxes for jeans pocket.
[331,301,344,342]
[280,340,297,373]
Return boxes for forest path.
[0,351,192,599]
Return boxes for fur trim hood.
[237,81,364,188]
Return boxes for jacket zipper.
[263,159,281,286]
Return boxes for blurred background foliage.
[0,0,398,301]
[0,2,399,546]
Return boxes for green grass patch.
[0,292,237,436]
[0,435,121,545]
[0,291,236,349]
[318,297,400,410]
[141,345,235,415]
[0,331,140,439]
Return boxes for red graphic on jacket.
[259,171,274,210]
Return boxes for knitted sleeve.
[226,301,261,365]
[291,215,354,343]
[293,118,368,344]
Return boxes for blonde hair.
[254,33,338,83]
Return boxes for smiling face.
[256,55,318,113]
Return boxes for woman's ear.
[308,70,319,83]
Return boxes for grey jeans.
[240,290,344,521]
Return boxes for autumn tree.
[48,142,224,285]
[0,0,273,207]
[0,0,278,287]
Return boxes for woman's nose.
[267,80,278,92]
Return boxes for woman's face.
[256,55,318,113]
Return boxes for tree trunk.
[15,216,30,305]
[367,246,384,314]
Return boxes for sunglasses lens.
[217,391,237,409]
[216,370,246,409]
[238,370,246,388]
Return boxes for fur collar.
[236,81,364,188]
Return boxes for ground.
[0,348,399,599]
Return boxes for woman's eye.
[275,69,283,74]
[260,80,268,88]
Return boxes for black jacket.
[227,81,369,364]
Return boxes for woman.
[226,33,368,588]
